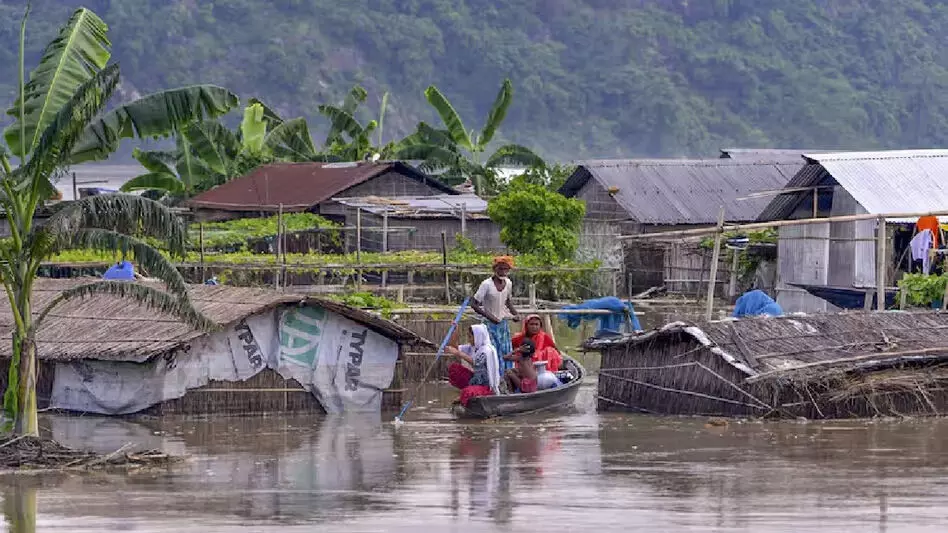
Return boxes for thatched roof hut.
[588,311,948,419]
[0,278,432,416]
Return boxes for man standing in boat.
[471,256,520,375]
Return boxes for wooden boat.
[452,356,586,419]
[789,282,897,310]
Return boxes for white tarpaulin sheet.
[277,306,398,413]
[48,305,398,415]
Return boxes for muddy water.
[4,381,948,532]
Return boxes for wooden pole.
[199,222,205,282]
[528,282,537,308]
[441,231,450,303]
[382,209,389,289]
[812,188,818,218]
[282,220,288,289]
[460,203,467,237]
[71,171,77,201]
[620,208,948,241]
[705,207,726,321]
[356,207,362,289]
[611,270,619,296]
[876,216,886,311]
[275,204,283,290]
[728,250,740,300]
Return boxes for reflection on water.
[5,382,948,532]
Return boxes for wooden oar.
[394,297,470,423]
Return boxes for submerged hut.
[0,279,432,416]
[590,311,948,419]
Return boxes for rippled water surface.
[4,381,948,532]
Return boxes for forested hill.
[1,1,947,160]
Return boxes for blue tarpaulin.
[558,296,641,336]
[103,260,135,281]
[732,290,783,318]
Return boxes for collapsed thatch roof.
[586,311,948,380]
[0,278,431,363]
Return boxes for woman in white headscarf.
[446,324,500,406]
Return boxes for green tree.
[398,79,544,194]
[0,6,229,436]
[507,163,576,193]
[486,176,585,263]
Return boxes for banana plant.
[397,79,545,194]
[319,85,399,161]
[0,5,230,436]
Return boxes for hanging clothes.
[916,216,940,249]
[910,229,934,274]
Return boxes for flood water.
[4,380,948,532]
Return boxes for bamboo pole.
[199,222,205,283]
[274,204,283,290]
[393,307,625,316]
[441,231,450,303]
[620,209,948,241]
[876,216,886,311]
[382,209,389,289]
[728,250,740,299]
[356,207,362,289]
[705,207,725,321]
[460,203,467,236]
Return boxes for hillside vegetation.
[1,0,946,159]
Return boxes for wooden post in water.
[356,207,362,289]
[876,216,886,311]
[382,209,389,288]
[199,222,206,283]
[705,207,726,321]
[275,204,283,290]
[728,250,740,300]
[441,231,450,303]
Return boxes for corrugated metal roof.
[186,161,456,212]
[332,194,488,218]
[561,159,802,224]
[719,148,825,160]
[758,150,948,222]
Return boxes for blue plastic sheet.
[557,296,641,336]
[732,290,783,318]
[102,260,135,281]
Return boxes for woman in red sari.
[511,315,562,374]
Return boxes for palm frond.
[265,117,317,160]
[56,228,188,295]
[43,194,188,257]
[18,63,120,201]
[319,105,364,144]
[239,103,267,155]
[69,85,239,163]
[4,7,110,159]
[480,79,513,146]
[423,85,472,150]
[248,97,284,127]
[184,120,236,175]
[486,144,546,169]
[33,281,217,337]
[119,172,183,194]
[132,147,176,175]
[341,85,368,115]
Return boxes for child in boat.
[503,338,538,394]
[446,324,501,406]
[512,314,563,373]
